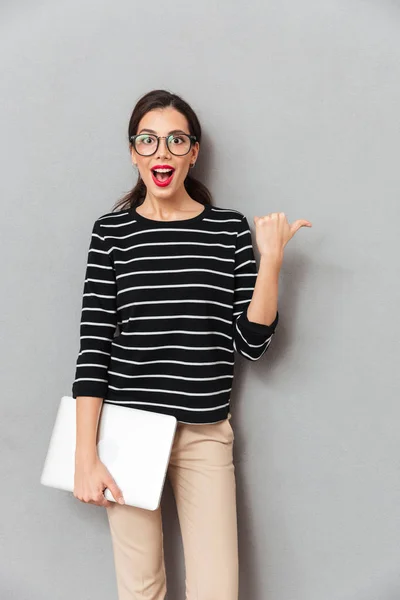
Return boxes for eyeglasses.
[130,133,197,156]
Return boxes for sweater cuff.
[72,380,108,400]
[237,307,279,341]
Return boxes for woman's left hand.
[253,212,312,263]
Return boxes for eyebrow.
[137,128,189,135]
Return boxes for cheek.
[178,164,191,178]
[137,162,150,181]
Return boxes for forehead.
[137,107,189,135]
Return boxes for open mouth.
[151,168,175,187]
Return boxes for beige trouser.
[105,415,238,600]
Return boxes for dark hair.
[112,89,213,212]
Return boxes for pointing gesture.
[253,212,312,262]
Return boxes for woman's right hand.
[73,455,125,507]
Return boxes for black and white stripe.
[72,204,279,423]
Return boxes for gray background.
[1,1,399,599]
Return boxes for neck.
[142,186,197,214]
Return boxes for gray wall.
[1,1,399,598]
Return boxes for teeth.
[153,168,173,173]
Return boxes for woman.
[72,89,312,600]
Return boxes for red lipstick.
[151,164,175,188]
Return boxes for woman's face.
[130,106,199,198]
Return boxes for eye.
[135,134,156,144]
[170,135,184,144]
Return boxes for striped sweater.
[71,203,279,424]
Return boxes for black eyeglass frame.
[129,133,197,156]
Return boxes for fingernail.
[118,498,125,504]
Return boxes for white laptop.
[40,396,178,510]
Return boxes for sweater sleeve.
[233,214,279,360]
[72,219,118,399]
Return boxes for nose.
[156,136,171,159]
